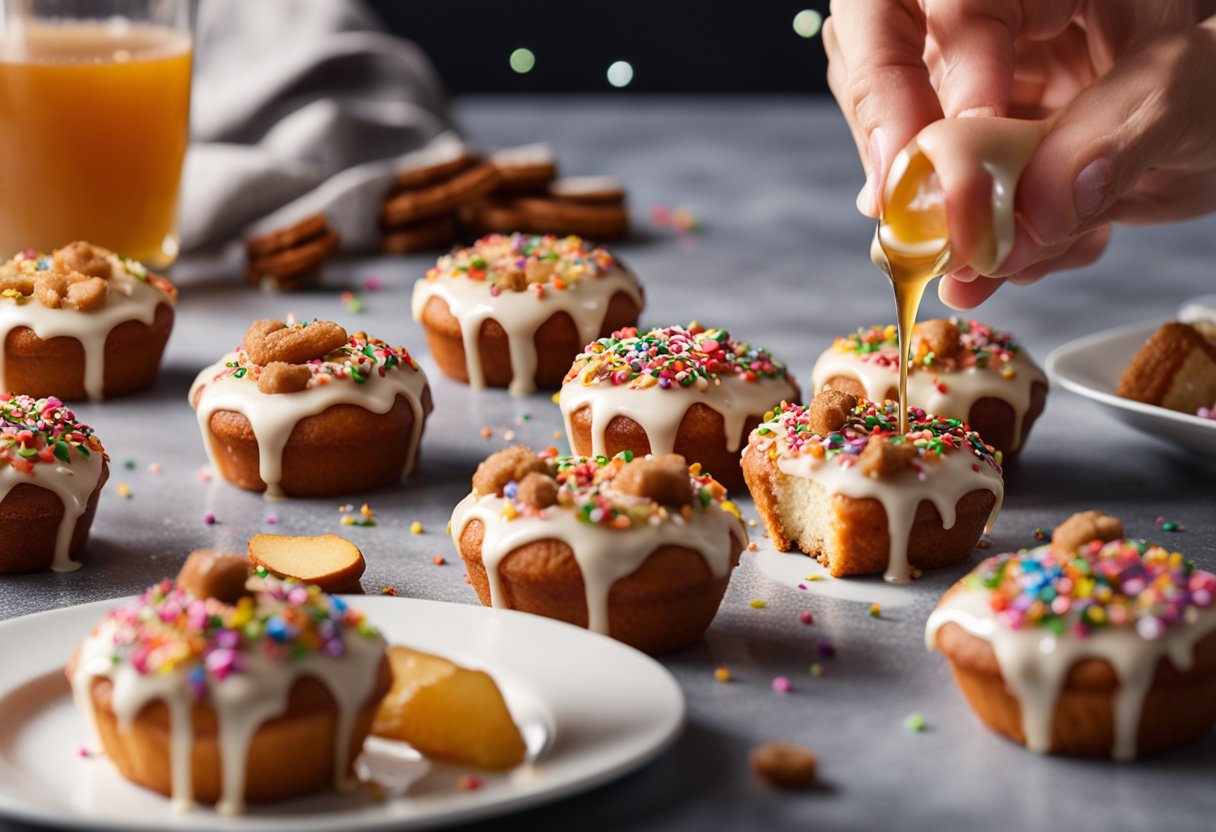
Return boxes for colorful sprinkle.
[809,663,823,677]
[409,521,423,535]
[832,318,1025,374]
[202,512,216,525]
[816,639,835,659]
[771,676,792,694]
[750,599,767,609]
[868,603,881,618]
[117,483,131,498]
[714,665,732,683]
[426,233,619,292]
[432,556,446,565]
[799,611,813,625]
[0,394,106,475]
[457,775,483,792]
[905,713,927,732]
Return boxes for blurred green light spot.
[509,47,536,74]
[793,9,823,39]
[606,60,634,88]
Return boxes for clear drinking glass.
[0,0,194,268]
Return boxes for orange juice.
[0,21,191,266]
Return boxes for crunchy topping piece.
[176,549,251,605]
[807,389,858,435]
[858,435,918,477]
[210,327,421,391]
[613,453,693,507]
[751,741,818,790]
[34,271,107,311]
[244,319,349,366]
[0,263,34,295]
[1051,511,1125,556]
[52,241,112,280]
[492,268,528,293]
[257,361,313,395]
[516,471,558,509]
[472,445,548,496]
[912,318,961,362]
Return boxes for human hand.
[823,1,1216,308]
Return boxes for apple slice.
[372,645,527,770]
[247,533,365,593]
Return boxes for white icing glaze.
[926,563,1216,760]
[560,371,794,458]
[411,267,642,395]
[810,347,1046,451]
[774,446,1003,584]
[0,450,104,573]
[0,253,173,401]
[189,355,429,501]
[449,491,745,635]
[71,613,387,813]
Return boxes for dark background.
[366,1,831,93]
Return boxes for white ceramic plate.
[0,596,684,832]
[1046,307,1216,458]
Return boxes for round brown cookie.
[750,742,818,790]
[246,230,340,286]
[514,195,630,240]
[548,176,626,204]
[459,197,531,234]
[392,151,477,191]
[381,162,502,226]
[380,215,459,254]
[490,143,558,192]
[246,214,329,258]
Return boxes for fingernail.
[1074,156,1114,225]
[958,105,998,119]
[856,180,877,216]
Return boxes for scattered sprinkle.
[363,275,382,292]
[147,463,161,474]
[714,665,732,683]
[202,512,216,526]
[340,290,364,314]
[799,611,813,625]
[265,513,278,525]
[123,458,135,470]
[117,483,131,499]
[905,713,927,732]
[771,676,792,694]
[195,465,212,482]
[868,603,881,618]
[457,775,483,792]
[432,556,446,566]
[750,599,767,609]
[503,429,516,441]
[76,746,91,759]
[1156,516,1182,532]
[480,427,493,439]
[339,503,377,527]
[816,639,835,659]
[746,541,758,552]
[804,574,825,582]
[409,521,423,535]
[809,663,823,677]
[747,518,757,527]
[380,586,398,597]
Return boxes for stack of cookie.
[463,144,630,242]
[380,152,501,254]
[245,215,340,291]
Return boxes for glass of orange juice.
[0,0,193,268]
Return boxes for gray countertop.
[2,96,1214,832]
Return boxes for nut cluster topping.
[1051,511,1125,556]
[613,453,693,507]
[243,319,349,366]
[912,318,962,362]
[472,445,550,496]
[807,389,858,436]
[0,241,117,311]
[858,435,918,477]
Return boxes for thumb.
[1018,20,1216,247]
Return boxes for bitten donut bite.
[560,324,798,492]
[927,511,1216,760]
[0,242,176,401]
[742,391,1003,583]
[189,319,431,500]
[811,318,1047,460]
[411,233,643,394]
[0,394,108,573]
[67,549,391,814]
[450,446,747,655]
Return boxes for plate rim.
[0,595,686,832]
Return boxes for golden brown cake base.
[1117,322,1216,414]
[3,303,174,400]
[0,466,108,574]
[203,393,431,498]
[566,395,797,493]
[419,292,641,390]
[933,604,1216,757]
[458,518,742,655]
[820,375,1047,462]
[741,447,993,577]
[84,664,391,804]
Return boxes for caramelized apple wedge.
[372,645,527,770]
[247,533,365,593]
